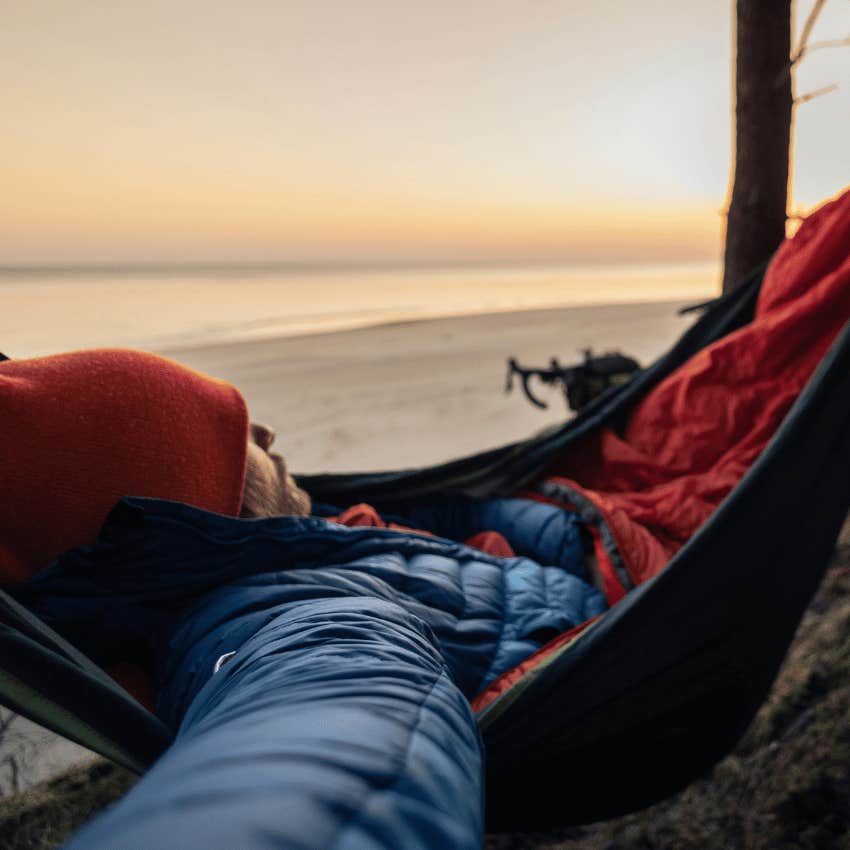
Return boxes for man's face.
[240,422,311,518]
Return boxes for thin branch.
[799,34,850,59]
[792,0,830,66]
[795,82,840,104]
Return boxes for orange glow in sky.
[2,1,849,266]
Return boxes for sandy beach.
[164,298,698,475]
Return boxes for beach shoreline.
[0,263,716,360]
[163,299,698,475]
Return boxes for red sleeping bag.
[527,187,850,602]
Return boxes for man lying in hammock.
[1,348,607,849]
[4,185,850,850]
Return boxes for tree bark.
[723,0,793,292]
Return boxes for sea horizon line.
[0,258,719,278]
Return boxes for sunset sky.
[2,1,849,267]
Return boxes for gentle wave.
[0,262,718,358]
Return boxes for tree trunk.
[723,0,793,292]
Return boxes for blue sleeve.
[62,597,484,850]
[404,496,590,581]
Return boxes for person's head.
[0,349,310,584]
[241,421,311,518]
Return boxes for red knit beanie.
[0,349,249,584]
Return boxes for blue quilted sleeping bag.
[17,494,605,849]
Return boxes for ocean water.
[0,262,718,358]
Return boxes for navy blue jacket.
[17,495,605,849]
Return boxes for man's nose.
[250,422,276,452]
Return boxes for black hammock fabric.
[1,263,849,830]
[479,318,850,829]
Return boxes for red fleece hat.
[0,349,249,584]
